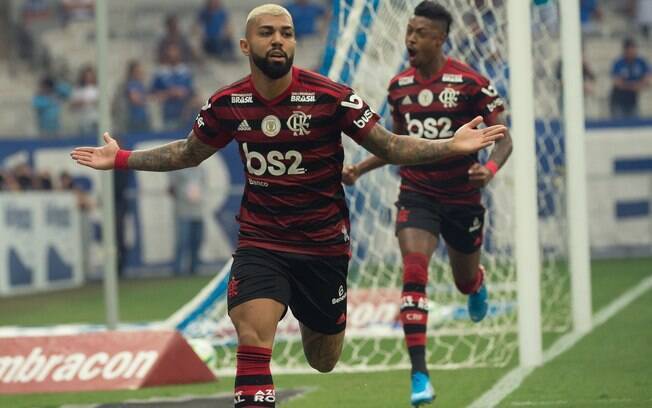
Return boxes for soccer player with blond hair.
[71,4,505,406]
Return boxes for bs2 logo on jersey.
[242,143,306,177]
[341,93,375,129]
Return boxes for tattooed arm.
[126,131,217,171]
[70,130,218,171]
[342,118,404,185]
[360,116,505,166]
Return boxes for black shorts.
[227,247,349,335]
[395,189,486,254]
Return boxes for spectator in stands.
[0,165,83,193]
[59,171,75,190]
[22,0,51,23]
[60,0,94,25]
[13,163,36,190]
[33,75,71,137]
[124,61,151,133]
[157,15,197,64]
[35,170,53,190]
[609,38,651,119]
[151,44,197,130]
[197,0,236,60]
[59,171,92,210]
[582,56,597,96]
[580,0,602,35]
[18,0,54,65]
[169,167,206,276]
[637,0,652,38]
[70,65,99,135]
[285,0,328,40]
[0,170,20,191]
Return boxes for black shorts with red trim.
[227,247,349,335]
[395,189,486,254]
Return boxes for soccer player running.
[70,4,505,407]
[342,2,512,406]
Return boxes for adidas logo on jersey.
[401,96,413,105]
[238,120,252,131]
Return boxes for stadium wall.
[0,131,244,284]
[586,120,652,258]
[0,192,84,296]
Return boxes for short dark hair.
[40,76,55,90]
[623,37,636,49]
[414,1,453,35]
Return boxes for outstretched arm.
[70,130,218,171]
[468,113,513,187]
[485,114,512,168]
[360,116,505,166]
[342,120,403,185]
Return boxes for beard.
[251,49,294,79]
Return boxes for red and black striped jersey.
[388,57,505,205]
[193,67,380,256]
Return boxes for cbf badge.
[418,89,434,107]
[262,115,281,137]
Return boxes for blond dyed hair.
[246,4,293,25]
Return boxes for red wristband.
[485,160,499,176]
[114,149,132,170]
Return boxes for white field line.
[509,398,650,406]
[468,274,652,408]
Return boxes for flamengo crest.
[286,111,311,136]
[439,87,460,108]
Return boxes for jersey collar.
[414,57,452,85]
[249,66,299,106]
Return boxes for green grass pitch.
[0,258,650,407]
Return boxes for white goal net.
[168,0,571,375]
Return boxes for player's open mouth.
[268,50,287,62]
[407,48,417,62]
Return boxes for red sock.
[400,253,429,374]
[234,345,275,407]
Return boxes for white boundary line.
[469,274,652,408]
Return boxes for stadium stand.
[1,0,328,138]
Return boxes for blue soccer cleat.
[468,282,489,323]
[411,371,435,406]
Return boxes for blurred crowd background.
[0,0,332,141]
[0,1,648,143]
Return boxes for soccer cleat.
[410,371,435,406]
[468,283,489,323]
